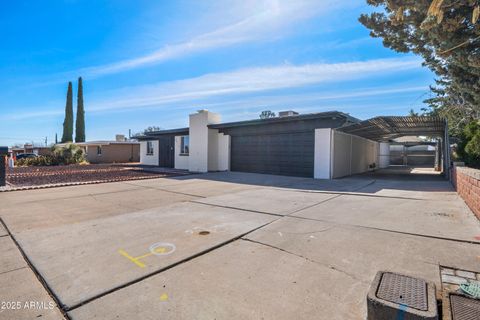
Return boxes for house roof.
[208,111,359,129]
[135,127,190,140]
[337,116,446,142]
[57,141,139,147]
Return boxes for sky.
[0,0,436,147]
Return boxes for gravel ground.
[6,164,182,187]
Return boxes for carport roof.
[337,116,446,142]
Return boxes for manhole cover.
[450,294,480,320]
[376,272,428,311]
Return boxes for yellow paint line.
[160,293,168,301]
[135,251,154,260]
[118,249,146,268]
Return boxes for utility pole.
[45,136,48,147]
[128,129,131,139]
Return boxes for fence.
[452,162,480,219]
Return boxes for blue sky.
[0,0,435,146]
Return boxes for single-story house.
[78,141,140,164]
[136,110,448,179]
[136,110,373,178]
[56,136,140,164]
[10,144,52,157]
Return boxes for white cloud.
[3,57,425,121]
[80,0,356,77]
[88,57,423,111]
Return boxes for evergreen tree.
[359,1,480,136]
[61,82,74,143]
[55,133,58,144]
[75,77,85,142]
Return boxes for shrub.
[52,143,85,165]
[457,120,480,168]
[15,144,87,166]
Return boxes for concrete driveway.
[1,168,480,319]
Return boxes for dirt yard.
[5,164,183,187]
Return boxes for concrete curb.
[1,174,187,193]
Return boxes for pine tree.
[61,82,74,143]
[75,77,85,142]
[359,1,480,136]
[55,133,58,144]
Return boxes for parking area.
[1,168,480,319]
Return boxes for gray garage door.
[231,132,314,177]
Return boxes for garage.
[209,111,359,178]
[231,132,314,177]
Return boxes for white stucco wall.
[330,130,379,178]
[332,131,352,178]
[140,140,159,166]
[174,136,189,170]
[217,133,230,171]
[315,129,379,179]
[208,129,219,171]
[314,128,333,179]
[188,110,221,173]
[379,142,390,168]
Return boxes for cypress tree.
[75,77,85,142]
[61,82,74,143]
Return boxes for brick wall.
[452,164,480,219]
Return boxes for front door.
[158,136,174,168]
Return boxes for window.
[146,141,154,155]
[180,136,189,155]
[97,146,102,156]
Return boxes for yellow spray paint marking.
[118,242,176,268]
[118,249,147,268]
[160,293,169,301]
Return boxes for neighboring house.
[136,110,368,178]
[10,144,52,157]
[80,141,140,164]
[56,136,140,164]
[389,136,437,167]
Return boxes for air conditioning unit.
[278,110,299,117]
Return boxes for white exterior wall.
[217,133,230,171]
[188,110,221,173]
[379,142,390,168]
[332,131,352,178]
[330,130,379,178]
[140,140,159,166]
[315,129,379,179]
[174,136,189,170]
[208,129,219,171]
[314,128,333,179]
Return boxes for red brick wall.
[452,165,480,219]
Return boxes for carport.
[336,116,450,178]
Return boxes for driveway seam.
[122,182,206,198]
[286,214,480,245]
[241,238,369,284]
[0,217,73,320]
[191,201,284,217]
[65,215,284,312]
[0,266,28,276]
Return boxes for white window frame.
[180,136,189,155]
[146,141,154,156]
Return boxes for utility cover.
[450,294,480,320]
[376,272,428,311]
